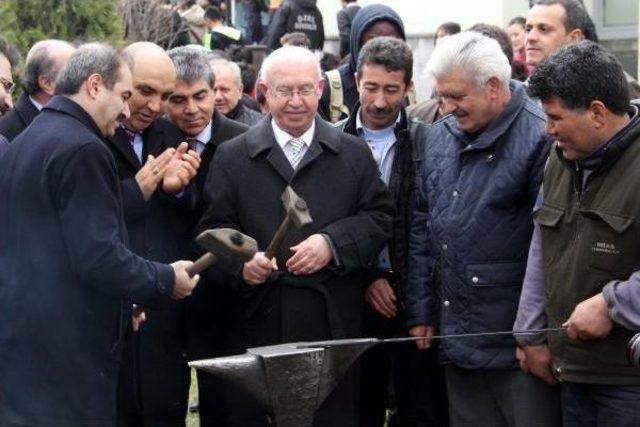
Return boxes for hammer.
[264,186,313,260]
[133,229,258,316]
[186,228,258,277]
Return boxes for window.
[593,0,638,40]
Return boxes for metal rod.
[300,328,567,349]
[380,327,567,344]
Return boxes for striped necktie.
[288,137,306,169]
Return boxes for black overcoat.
[0,96,174,426]
[197,115,394,426]
[105,117,193,419]
[0,92,40,141]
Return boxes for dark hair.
[528,41,628,115]
[205,6,224,22]
[356,36,413,85]
[435,22,461,45]
[437,22,462,36]
[320,52,340,72]
[280,32,311,49]
[508,16,526,27]
[0,37,21,70]
[55,43,124,95]
[531,0,598,42]
[469,23,514,66]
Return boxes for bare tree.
[119,0,190,49]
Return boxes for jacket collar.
[15,92,42,127]
[208,110,227,146]
[561,103,640,175]
[44,95,105,140]
[226,102,243,121]
[247,114,340,159]
[247,115,340,183]
[444,80,526,152]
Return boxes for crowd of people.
[1,0,640,426]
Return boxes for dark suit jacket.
[0,92,40,141]
[186,111,249,361]
[0,133,8,157]
[105,118,194,417]
[0,95,174,426]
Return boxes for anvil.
[189,338,378,427]
[189,328,564,426]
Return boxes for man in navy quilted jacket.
[405,31,559,427]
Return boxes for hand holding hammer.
[243,186,314,285]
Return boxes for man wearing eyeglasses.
[197,45,394,426]
[0,37,20,118]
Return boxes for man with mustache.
[335,36,448,427]
[406,32,559,427]
[516,40,640,427]
[104,42,202,426]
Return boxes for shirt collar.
[29,96,44,111]
[192,120,213,145]
[271,119,315,149]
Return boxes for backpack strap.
[326,69,350,123]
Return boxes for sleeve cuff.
[154,262,176,298]
[320,233,341,267]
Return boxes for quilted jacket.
[405,81,552,369]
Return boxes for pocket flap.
[534,205,564,228]
[465,261,526,287]
[583,210,634,234]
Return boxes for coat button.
[452,190,459,197]
[556,366,562,374]
[472,276,479,283]
[442,243,448,251]
[443,300,450,307]
[486,154,494,162]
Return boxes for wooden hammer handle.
[264,215,292,260]
[187,252,218,277]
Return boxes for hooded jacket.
[267,0,325,51]
[319,4,405,121]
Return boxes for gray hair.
[210,59,242,86]
[55,43,124,96]
[22,40,75,95]
[426,31,511,90]
[260,46,321,85]
[167,45,215,87]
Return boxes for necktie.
[124,128,136,146]
[288,137,305,169]
[186,137,199,153]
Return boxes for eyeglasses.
[0,77,15,94]
[271,86,316,100]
